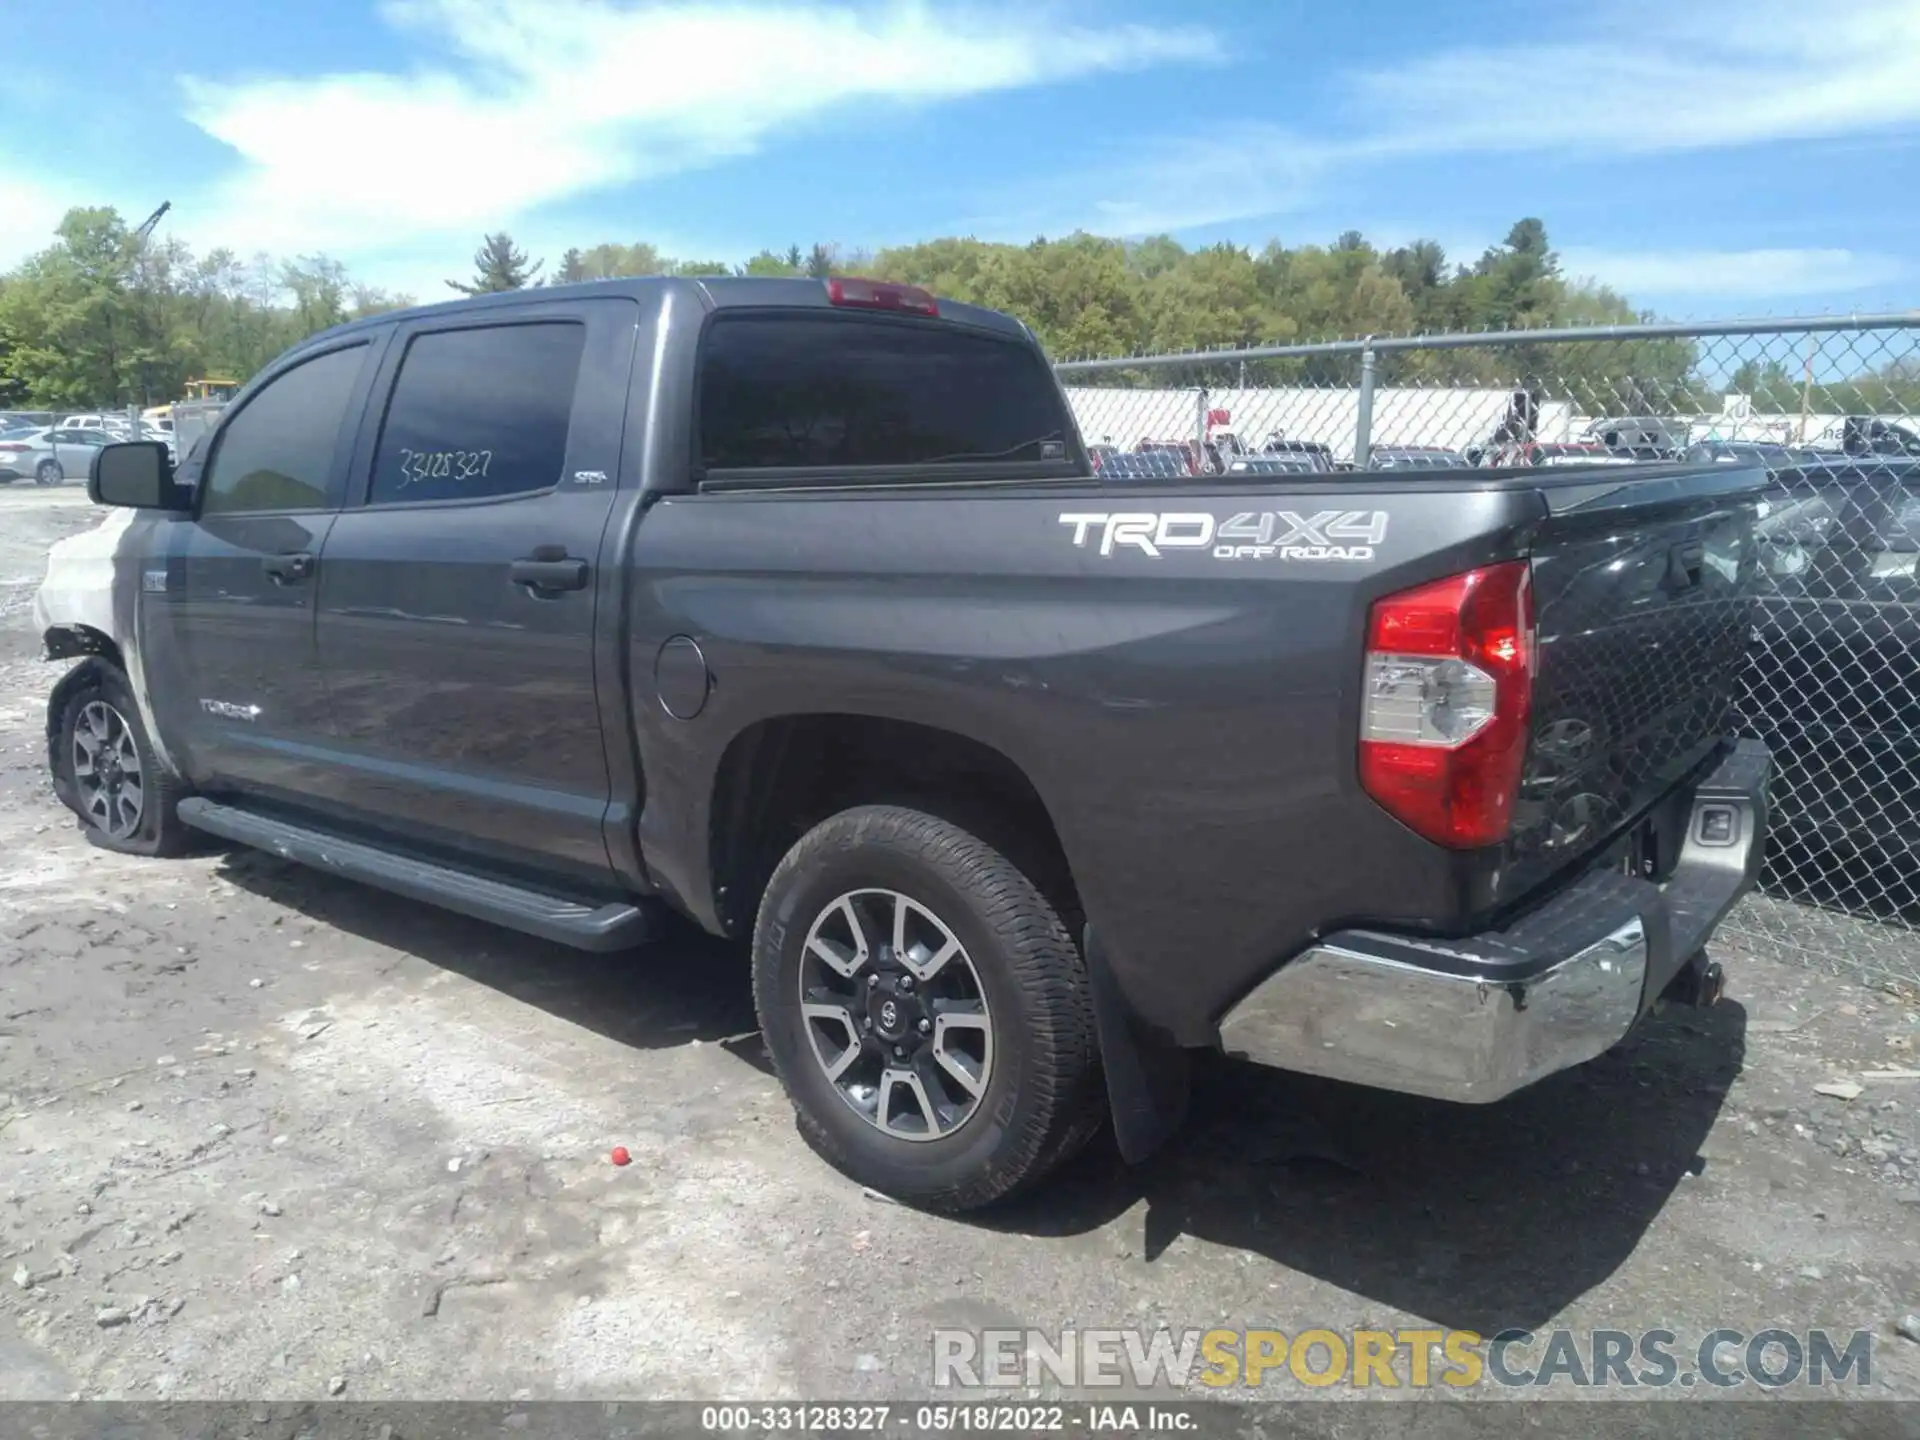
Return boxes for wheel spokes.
[894,895,962,981]
[806,896,870,977]
[801,1000,863,1081]
[878,1066,944,1139]
[931,1004,991,1099]
[798,887,994,1145]
[113,780,143,834]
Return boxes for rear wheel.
[35,459,62,486]
[753,805,1103,1211]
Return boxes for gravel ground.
[1,485,1918,1413]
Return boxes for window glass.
[369,323,585,505]
[202,345,365,514]
[1757,479,1920,593]
[698,314,1070,472]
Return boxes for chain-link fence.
[1055,314,1920,989]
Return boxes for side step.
[177,798,658,952]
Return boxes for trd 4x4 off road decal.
[1058,510,1389,562]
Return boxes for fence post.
[1354,342,1376,468]
[1194,386,1207,470]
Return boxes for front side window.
[368,322,586,506]
[698,314,1069,473]
[201,345,366,514]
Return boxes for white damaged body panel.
[33,506,181,774]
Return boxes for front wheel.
[752,805,1103,1211]
[50,662,193,856]
[35,459,63,486]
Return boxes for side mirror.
[89,442,188,512]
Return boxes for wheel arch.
[706,712,1082,944]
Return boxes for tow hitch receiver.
[1663,952,1727,1009]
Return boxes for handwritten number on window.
[396,449,494,488]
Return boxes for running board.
[176,798,658,952]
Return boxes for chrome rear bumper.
[1217,739,1769,1103]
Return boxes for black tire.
[752,805,1103,1212]
[49,662,194,857]
[35,459,62,486]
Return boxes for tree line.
[2,208,1912,415]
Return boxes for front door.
[311,299,637,887]
[147,337,382,803]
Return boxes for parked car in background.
[1585,416,1687,460]
[1258,437,1336,471]
[1684,441,1824,468]
[0,410,56,430]
[1370,446,1470,470]
[1839,417,1920,459]
[1225,455,1320,475]
[1739,459,1920,898]
[0,426,119,485]
[1485,441,1640,468]
[55,414,130,436]
[1134,440,1197,475]
[1098,450,1191,481]
[1087,443,1120,473]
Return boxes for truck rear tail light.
[1359,560,1535,848]
[826,277,939,317]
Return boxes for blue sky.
[3,0,1917,324]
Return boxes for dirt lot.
[1,485,1919,1411]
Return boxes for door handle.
[262,552,314,584]
[510,546,589,595]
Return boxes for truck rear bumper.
[1217,739,1770,1103]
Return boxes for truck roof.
[289,275,1034,358]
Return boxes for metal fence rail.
[1056,314,1920,988]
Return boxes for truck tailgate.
[1498,465,1766,903]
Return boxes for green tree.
[446,232,543,294]
[741,249,801,277]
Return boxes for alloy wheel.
[72,700,144,839]
[797,888,994,1142]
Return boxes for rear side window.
[698,314,1069,472]
[1757,478,1920,593]
[369,322,585,505]
[201,344,366,514]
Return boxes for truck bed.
[628,461,1766,1044]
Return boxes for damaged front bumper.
[1217,739,1770,1103]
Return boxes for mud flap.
[1084,925,1190,1164]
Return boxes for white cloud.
[1026,0,1920,251]
[181,0,1220,261]
[1347,0,1920,157]
[0,173,81,270]
[1561,247,1908,299]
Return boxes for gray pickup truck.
[44,276,1770,1210]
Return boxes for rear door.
[310,298,638,886]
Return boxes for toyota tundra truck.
[39,275,1770,1210]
